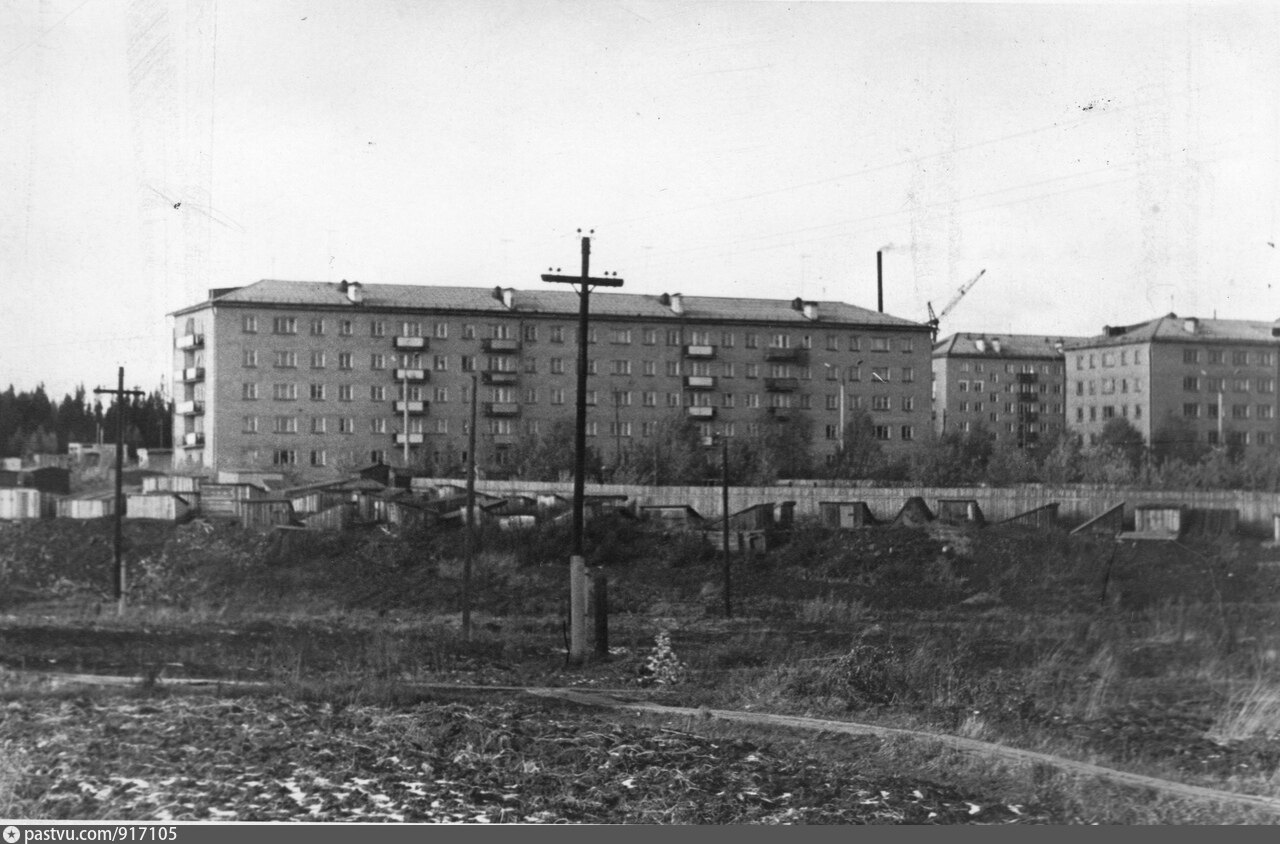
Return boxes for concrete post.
[569,555,588,662]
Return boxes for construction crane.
[927,269,985,340]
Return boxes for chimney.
[664,292,684,315]
[1054,338,1065,353]
[974,337,987,352]
[1183,317,1198,334]
[492,286,515,309]
[344,280,363,304]
[802,301,819,321]
[876,250,884,313]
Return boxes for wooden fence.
[412,478,1280,536]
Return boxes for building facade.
[1065,314,1280,450]
[931,333,1079,447]
[171,279,934,477]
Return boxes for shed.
[936,498,985,526]
[892,497,935,528]
[201,482,267,518]
[303,503,354,532]
[57,494,116,519]
[819,501,877,529]
[1,457,21,472]
[142,475,203,495]
[0,470,20,488]
[1183,508,1239,537]
[641,505,704,529]
[0,488,47,519]
[1133,504,1184,538]
[235,498,296,529]
[125,492,193,522]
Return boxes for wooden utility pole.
[93,367,145,614]
[542,230,623,662]
[721,436,732,619]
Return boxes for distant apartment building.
[931,333,1079,447]
[1065,314,1280,450]
[170,279,934,476]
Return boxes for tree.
[908,423,995,486]
[828,408,882,480]
[1096,417,1145,470]
[1150,413,1208,466]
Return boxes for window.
[870,367,891,383]
[609,421,633,438]
[745,393,760,408]
[339,418,355,434]
[242,315,258,333]
[272,449,297,466]
[400,320,421,337]
[745,333,759,349]
[872,395,892,411]
[371,354,386,370]
[522,387,538,404]
[1259,352,1274,367]
[273,415,298,434]
[902,367,915,383]
[1102,406,1115,419]
[666,361,682,377]
[1183,403,1200,418]
[370,450,386,464]
[433,322,449,339]
[338,320,353,336]
[721,331,735,348]
[550,358,565,375]
[1183,376,1199,391]
[272,316,297,335]
[338,352,353,370]
[243,349,258,368]
[1259,378,1275,394]
[609,328,632,344]
[309,351,325,369]
[612,360,632,375]
[900,425,914,441]
[337,384,353,402]
[311,416,327,434]
[309,450,326,467]
[551,388,566,405]
[1233,350,1250,366]
[900,338,914,353]
[643,360,657,377]
[272,383,296,401]
[461,355,476,372]
[585,390,598,406]
[587,360,597,375]
[585,421,598,437]
[370,320,386,337]
[310,318,325,336]
[1259,405,1274,420]
[433,419,449,434]
[872,425,890,440]
[371,418,387,434]
[549,326,564,344]
[431,355,448,371]
[667,392,682,407]
[242,415,258,433]
[745,364,759,379]
[641,328,657,345]
[871,336,889,352]
[902,397,914,412]
[310,383,326,401]
[1232,404,1250,420]
[273,351,297,369]
[959,380,969,393]
[642,391,657,407]
[769,333,790,349]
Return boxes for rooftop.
[174,279,929,330]
[933,332,1088,359]
[1064,314,1280,349]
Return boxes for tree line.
[444,408,1280,492]
[0,384,173,459]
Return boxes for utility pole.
[401,365,410,465]
[542,230,624,663]
[463,374,478,640]
[721,436,732,619]
[94,367,145,615]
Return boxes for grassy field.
[2,513,1280,823]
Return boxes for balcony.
[179,367,205,382]
[683,344,716,359]
[764,377,800,392]
[491,434,517,446]
[393,336,428,351]
[183,432,204,446]
[686,406,716,419]
[176,400,205,415]
[393,400,428,414]
[684,375,716,390]
[484,402,521,417]
[175,333,204,350]
[766,407,791,421]
[482,338,521,353]
[394,432,425,445]
[393,368,428,381]
[1016,392,1036,402]
[1016,372,1039,384]
[482,371,519,385]
[764,347,807,363]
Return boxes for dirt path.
[15,670,1280,817]
[526,687,1280,817]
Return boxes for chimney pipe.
[876,250,883,313]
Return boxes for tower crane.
[927,269,985,340]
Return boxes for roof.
[175,279,928,330]
[1064,314,1280,350]
[933,332,1088,359]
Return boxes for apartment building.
[170,279,934,476]
[1065,314,1280,450]
[931,333,1080,447]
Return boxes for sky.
[2,0,1278,399]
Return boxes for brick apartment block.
[171,280,934,477]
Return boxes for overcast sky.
[2,0,1277,399]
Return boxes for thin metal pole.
[463,373,477,639]
[402,369,409,465]
[572,236,590,556]
[722,436,731,619]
